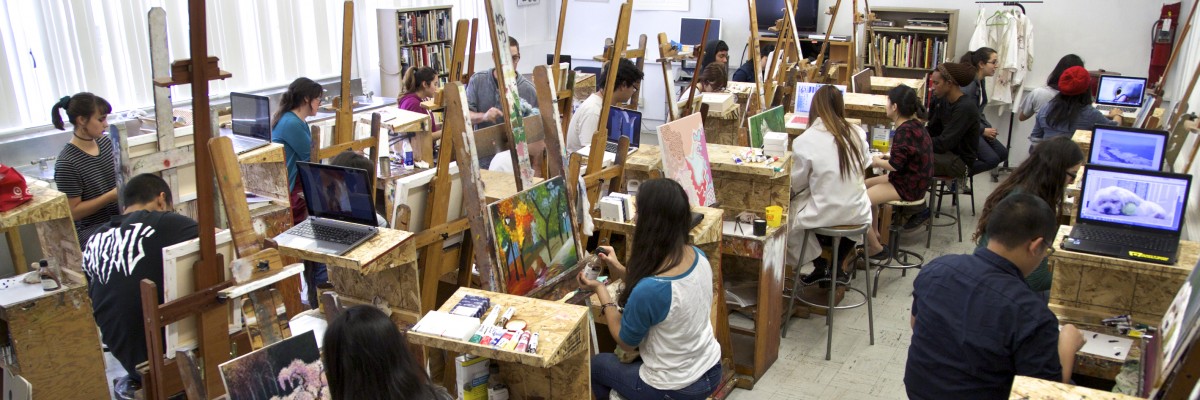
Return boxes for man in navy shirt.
[905,193,1085,399]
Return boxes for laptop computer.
[274,162,379,256]
[1088,125,1168,171]
[1062,164,1192,265]
[1094,75,1147,114]
[575,106,642,158]
[229,92,272,154]
[787,83,847,128]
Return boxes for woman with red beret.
[1029,66,1123,153]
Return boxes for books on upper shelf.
[868,34,948,70]
[396,8,452,44]
[904,19,948,31]
[400,44,449,75]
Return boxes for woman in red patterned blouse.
[865,85,934,257]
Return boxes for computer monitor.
[1089,125,1168,171]
[230,92,271,140]
[1095,75,1147,107]
[606,107,642,148]
[1077,165,1190,233]
[794,83,847,114]
[755,0,819,33]
[680,18,722,47]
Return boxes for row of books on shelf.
[869,34,947,70]
[401,44,449,75]
[397,9,452,44]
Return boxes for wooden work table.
[870,76,926,99]
[1050,306,1144,382]
[842,92,890,126]
[1009,376,1143,400]
[782,113,863,137]
[1049,225,1198,327]
[408,287,590,399]
[0,181,81,274]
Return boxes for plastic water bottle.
[402,140,413,167]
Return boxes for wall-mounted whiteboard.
[633,0,689,12]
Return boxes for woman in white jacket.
[788,85,873,285]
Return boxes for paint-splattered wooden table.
[1009,376,1143,399]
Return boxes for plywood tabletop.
[276,227,416,274]
[1008,376,1143,400]
[0,181,70,229]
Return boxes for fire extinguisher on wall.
[1149,2,1183,84]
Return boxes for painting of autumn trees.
[488,177,579,296]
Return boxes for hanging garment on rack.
[969,9,1035,105]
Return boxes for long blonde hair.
[808,85,865,179]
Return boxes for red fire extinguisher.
[1149,2,1183,84]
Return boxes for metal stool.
[873,199,926,297]
[927,176,963,247]
[782,224,874,360]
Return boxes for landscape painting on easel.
[748,105,785,148]
[487,176,579,296]
[658,113,717,206]
[219,331,329,400]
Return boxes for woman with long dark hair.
[323,305,451,400]
[51,92,119,240]
[1018,54,1085,121]
[398,66,441,138]
[1030,66,1122,153]
[580,178,722,400]
[272,77,324,307]
[789,85,872,284]
[959,47,1009,175]
[865,85,932,257]
[974,136,1084,297]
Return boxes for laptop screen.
[1095,75,1147,107]
[230,92,272,140]
[794,83,847,114]
[1077,166,1190,232]
[606,106,642,148]
[1089,126,1167,171]
[296,162,378,226]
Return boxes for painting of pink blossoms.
[220,331,329,400]
[657,113,717,207]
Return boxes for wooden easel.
[680,21,712,117]
[308,120,381,205]
[138,2,232,397]
[550,0,575,146]
[484,0,536,191]
[575,0,635,216]
[746,0,769,114]
[332,1,356,145]
[805,0,845,83]
[599,34,649,110]
[765,0,799,107]
[656,32,689,122]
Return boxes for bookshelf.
[865,7,958,79]
[377,6,453,98]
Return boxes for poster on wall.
[657,113,717,207]
[487,176,580,296]
[632,0,688,11]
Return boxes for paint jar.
[581,252,604,282]
[765,205,783,227]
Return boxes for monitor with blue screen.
[1089,125,1167,171]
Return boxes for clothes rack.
[975,0,1040,177]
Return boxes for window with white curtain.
[0,0,487,133]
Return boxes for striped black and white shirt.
[55,135,120,239]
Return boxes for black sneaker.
[113,376,141,400]
[903,208,931,232]
[801,259,829,286]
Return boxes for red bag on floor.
[0,164,33,212]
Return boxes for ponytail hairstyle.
[886,84,927,120]
[809,85,866,180]
[51,93,112,130]
[272,77,324,129]
[959,47,997,70]
[401,67,438,95]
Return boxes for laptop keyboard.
[289,221,370,245]
[1096,104,1137,114]
[1073,225,1175,252]
[604,142,636,154]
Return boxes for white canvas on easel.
[162,230,240,358]
[391,162,465,244]
[3,367,31,400]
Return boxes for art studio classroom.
[4,0,1200,399]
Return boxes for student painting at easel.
[271,77,325,306]
[466,36,539,130]
[398,66,442,144]
[565,59,644,154]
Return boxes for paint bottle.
[582,252,604,282]
[402,140,414,167]
[38,259,60,291]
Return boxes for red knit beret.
[1058,66,1091,96]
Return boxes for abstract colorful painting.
[747,105,785,148]
[657,113,717,207]
[488,176,579,296]
[219,331,329,400]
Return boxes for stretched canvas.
[747,105,785,148]
[487,176,579,296]
[219,331,329,400]
[485,0,535,187]
[657,113,717,206]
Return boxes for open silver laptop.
[274,162,378,255]
[1094,75,1147,114]
[228,92,272,154]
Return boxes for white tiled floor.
[727,175,1000,400]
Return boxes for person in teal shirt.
[272,77,324,193]
[973,136,1083,298]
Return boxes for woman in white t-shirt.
[789,85,873,285]
[1017,54,1085,122]
[579,178,722,400]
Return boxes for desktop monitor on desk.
[755,0,820,35]
[680,18,722,48]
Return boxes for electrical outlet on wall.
[517,0,540,6]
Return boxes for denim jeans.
[971,136,1009,175]
[591,353,722,400]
